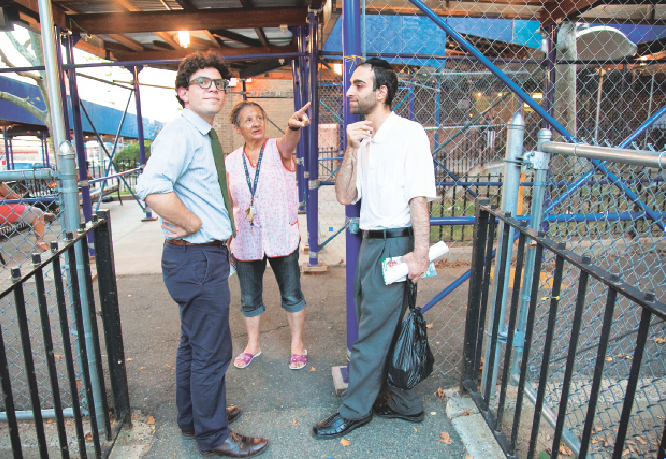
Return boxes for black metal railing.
[461,198,666,459]
[0,210,129,459]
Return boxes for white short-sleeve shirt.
[354,112,437,229]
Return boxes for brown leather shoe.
[181,406,243,440]
[200,431,269,458]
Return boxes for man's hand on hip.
[400,251,430,282]
[162,219,201,239]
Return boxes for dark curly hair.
[358,58,398,107]
[175,51,232,107]
[229,101,267,127]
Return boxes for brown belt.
[165,239,224,247]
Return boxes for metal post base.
[141,209,158,222]
[301,261,329,275]
[331,366,348,396]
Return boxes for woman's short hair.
[229,101,267,127]
[175,51,232,107]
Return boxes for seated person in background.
[0,182,55,252]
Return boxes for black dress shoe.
[200,431,269,458]
[312,411,372,440]
[372,399,424,423]
[181,406,243,439]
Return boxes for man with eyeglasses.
[137,51,269,458]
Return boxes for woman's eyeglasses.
[188,77,229,91]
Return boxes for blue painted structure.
[0,76,162,139]
[324,15,666,62]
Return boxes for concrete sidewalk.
[99,200,505,459]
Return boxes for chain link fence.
[318,1,666,455]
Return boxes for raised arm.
[276,102,311,163]
[335,120,373,205]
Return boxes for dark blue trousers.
[161,242,232,450]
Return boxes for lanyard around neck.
[242,140,265,203]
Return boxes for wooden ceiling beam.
[240,60,285,79]
[8,0,67,27]
[109,33,144,51]
[202,30,223,48]
[66,7,308,34]
[540,1,600,27]
[154,31,181,49]
[212,30,262,48]
[113,45,298,62]
[255,27,270,47]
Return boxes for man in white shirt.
[312,58,437,439]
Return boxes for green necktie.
[209,129,236,237]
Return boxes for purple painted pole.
[41,131,49,166]
[307,9,320,267]
[298,26,309,213]
[131,66,156,222]
[242,79,247,101]
[343,0,362,358]
[65,35,94,254]
[290,54,307,213]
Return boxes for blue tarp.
[0,76,162,139]
[323,15,666,63]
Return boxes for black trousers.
[339,235,424,420]
[162,242,232,450]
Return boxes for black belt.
[362,227,413,239]
[165,239,225,247]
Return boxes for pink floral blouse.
[225,138,300,261]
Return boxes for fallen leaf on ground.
[139,367,146,370]
[435,387,446,400]
[45,419,53,424]
[338,259,344,264]
[54,354,62,360]
[147,416,155,425]
[636,436,648,445]
[76,379,83,392]
[340,438,350,446]
[560,442,573,456]
[465,456,472,459]
[616,353,624,358]
[327,327,331,329]
[605,356,613,361]
[309,367,316,372]
[291,418,297,426]
[414,427,417,432]
[426,324,433,329]
[85,432,93,442]
[461,411,474,416]
[655,337,666,344]
[438,431,452,444]
[126,358,133,361]
[625,355,633,359]
[66,420,73,426]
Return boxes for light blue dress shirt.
[136,108,232,243]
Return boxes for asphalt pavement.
[101,200,504,459]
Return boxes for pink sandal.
[233,352,261,369]
[289,350,307,370]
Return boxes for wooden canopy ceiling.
[1,1,666,78]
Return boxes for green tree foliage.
[115,140,152,164]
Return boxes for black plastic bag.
[387,281,435,390]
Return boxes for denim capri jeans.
[234,248,306,317]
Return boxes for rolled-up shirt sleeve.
[403,125,437,202]
[136,124,191,200]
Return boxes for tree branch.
[0,91,47,124]
[7,31,40,67]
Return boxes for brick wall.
[213,79,296,155]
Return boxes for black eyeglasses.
[188,76,229,91]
